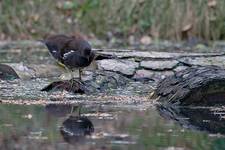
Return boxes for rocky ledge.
[1,41,225,105]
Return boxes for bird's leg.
[79,69,82,81]
[70,105,82,116]
[64,67,74,79]
[70,70,74,79]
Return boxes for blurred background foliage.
[0,0,224,41]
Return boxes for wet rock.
[153,66,225,106]
[140,60,178,70]
[97,59,139,76]
[41,71,131,94]
[41,79,86,94]
[0,64,19,80]
[84,71,131,93]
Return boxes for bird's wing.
[45,42,61,61]
[63,51,89,68]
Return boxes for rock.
[133,69,154,80]
[42,71,131,94]
[174,66,188,72]
[97,50,224,59]
[0,40,45,49]
[133,69,174,81]
[0,64,20,80]
[179,56,225,68]
[140,60,178,70]
[97,59,139,76]
[0,63,65,80]
[41,79,86,94]
[153,66,225,106]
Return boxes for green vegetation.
[0,0,225,41]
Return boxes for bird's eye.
[84,48,91,55]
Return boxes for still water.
[0,104,225,150]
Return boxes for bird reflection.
[60,116,94,144]
[157,104,225,135]
[45,104,94,145]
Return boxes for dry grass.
[0,0,224,41]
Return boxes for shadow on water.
[0,104,225,149]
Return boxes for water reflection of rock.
[157,105,225,135]
[60,116,94,144]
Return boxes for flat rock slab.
[97,59,139,76]
[140,60,178,70]
[153,66,225,106]
[179,56,225,68]
[0,63,65,79]
[97,50,224,59]
[133,69,174,81]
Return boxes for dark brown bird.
[42,34,95,80]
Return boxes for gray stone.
[0,63,65,79]
[133,69,155,79]
[140,60,178,70]
[96,50,224,59]
[133,69,174,81]
[179,56,225,68]
[174,66,189,72]
[97,59,139,76]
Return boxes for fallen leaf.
[140,35,152,45]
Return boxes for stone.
[0,63,65,79]
[140,60,178,70]
[97,59,139,76]
[153,66,225,106]
[174,66,188,72]
[133,69,174,81]
[179,56,225,68]
[133,69,154,79]
[97,50,224,59]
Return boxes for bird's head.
[82,48,91,56]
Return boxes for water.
[1,42,225,150]
[0,104,224,150]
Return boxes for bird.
[42,34,95,81]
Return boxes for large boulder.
[153,66,225,106]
